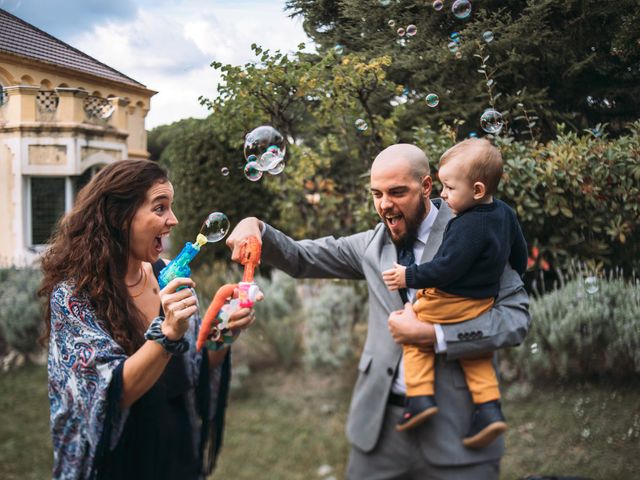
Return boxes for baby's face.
[437,157,477,215]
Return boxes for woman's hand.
[226,290,263,335]
[159,278,198,341]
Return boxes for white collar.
[416,200,439,245]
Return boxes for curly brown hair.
[39,160,169,354]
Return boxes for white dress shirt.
[391,200,447,395]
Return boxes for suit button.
[458,333,464,340]
[462,332,469,340]
[477,331,483,337]
[387,368,394,376]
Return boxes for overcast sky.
[1,0,311,128]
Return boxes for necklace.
[128,268,148,298]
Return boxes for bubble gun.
[196,236,262,351]
[158,234,208,289]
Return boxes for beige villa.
[0,8,156,266]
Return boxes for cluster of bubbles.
[480,109,504,134]
[396,24,418,37]
[242,125,287,182]
[199,212,230,243]
[451,0,472,19]
[447,31,463,59]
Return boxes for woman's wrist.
[144,316,189,354]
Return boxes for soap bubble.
[483,31,494,43]
[397,27,406,37]
[268,160,285,175]
[426,93,439,107]
[220,167,229,176]
[450,32,461,44]
[455,51,462,59]
[388,19,396,28]
[334,44,344,55]
[355,118,368,131]
[379,0,391,5]
[433,0,444,11]
[480,109,504,134]
[406,25,418,37]
[244,125,286,163]
[244,161,263,182]
[199,212,230,243]
[256,149,282,171]
[452,0,472,20]
[468,131,478,138]
[448,41,459,54]
[584,276,599,294]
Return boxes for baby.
[383,138,527,449]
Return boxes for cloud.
[67,1,311,128]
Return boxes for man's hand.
[382,262,408,291]
[226,217,263,263]
[388,303,435,351]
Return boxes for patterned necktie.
[397,244,415,303]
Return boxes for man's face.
[370,158,431,246]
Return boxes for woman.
[40,160,255,480]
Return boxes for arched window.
[0,84,6,107]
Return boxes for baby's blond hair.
[439,138,503,195]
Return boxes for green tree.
[286,0,640,139]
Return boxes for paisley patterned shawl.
[47,281,217,480]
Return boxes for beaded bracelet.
[144,316,190,355]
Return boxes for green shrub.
[0,268,43,354]
[501,272,640,383]
[417,122,640,274]
[302,280,364,369]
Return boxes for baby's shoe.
[396,395,439,432]
[463,400,507,448]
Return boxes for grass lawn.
[1,363,638,479]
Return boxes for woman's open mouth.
[154,233,170,254]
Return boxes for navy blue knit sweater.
[405,199,527,299]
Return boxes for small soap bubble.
[355,118,368,131]
[432,0,443,11]
[480,109,504,134]
[268,160,286,175]
[244,125,286,163]
[334,44,344,55]
[455,51,462,59]
[379,0,391,5]
[388,19,396,28]
[452,0,472,19]
[450,32,461,44]
[199,212,230,243]
[448,41,459,54]
[468,131,478,138]
[483,31,494,43]
[220,167,230,176]
[244,161,263,182]
[426,93,439,107]
[397,27,406,37]
[256,150,281,171]
[406,25,418,37]
[584,276,599,294]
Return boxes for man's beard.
[387,200,427,248]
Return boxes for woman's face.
[129,180,178,263]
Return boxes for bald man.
[226,143,530,479]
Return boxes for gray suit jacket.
[260,200,530,466]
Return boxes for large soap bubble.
[452,0,472,20]
[244,125,286,168]
[199,212,230,243]
[480,109,504,134]
[406,25,418,37]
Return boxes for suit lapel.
[420,199,452,263]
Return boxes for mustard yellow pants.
[403,288,500,404]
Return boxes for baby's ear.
[472,181,487,200]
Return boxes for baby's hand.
[382,263,407,291]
